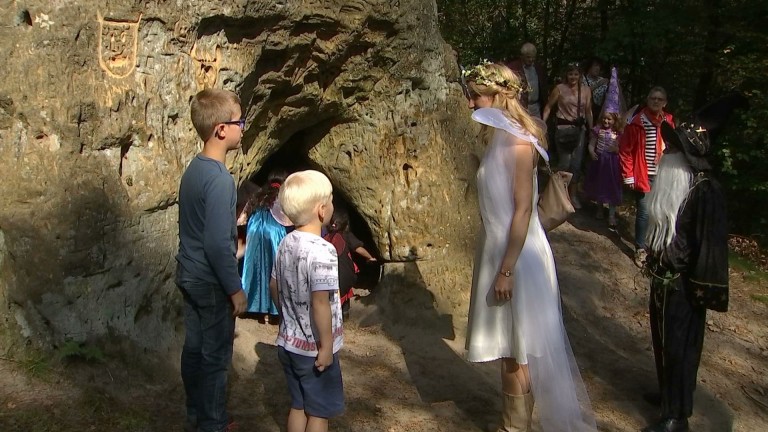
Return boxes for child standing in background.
[236,180,259,263]
[324,206,376,320]
[241,170,293,321]
[584,67,625,229]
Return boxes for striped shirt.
[641,114,658,175]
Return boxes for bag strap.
[577,79,582,118]
[531,140,554,175]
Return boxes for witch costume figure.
[641,93,748,432]
[462,61,596,432]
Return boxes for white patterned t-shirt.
[271,230,343,357]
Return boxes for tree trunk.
[542,0,552,81]
[598,0,609,41]
[694,0,721,108]
[552,0,579,78]
[520,0,529,41]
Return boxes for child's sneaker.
[634,248,647,268]
[185,417,238,432]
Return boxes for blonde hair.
[601,111,626,133]
[278,170,333,227]
[190,89,241,142]
[467,63,547,149]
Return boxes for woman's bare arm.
[542,86,561,123]
[494,138,536,301]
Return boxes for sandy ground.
[2,210,768,431]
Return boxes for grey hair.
[648,86,668,99]
[520,43,537,56]
[646,153,694,253]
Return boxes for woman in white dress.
[462,61,596,432]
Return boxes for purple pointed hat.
[603,67,621,114]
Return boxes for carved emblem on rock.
[173,18,192,42]
[97,12,142,79]
[191,42,222,90]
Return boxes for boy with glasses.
[176,88,247,432]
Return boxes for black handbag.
[555,127,583,152]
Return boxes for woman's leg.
[496,358,533,432]
[501,358,530,395]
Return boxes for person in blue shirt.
[176,88,247,432]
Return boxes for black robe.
[647,173,729,419]
[655,173,729,312]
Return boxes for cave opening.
[248,129,382,291]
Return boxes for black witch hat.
[661,91,749,172]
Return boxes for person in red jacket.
[619,87,674,266]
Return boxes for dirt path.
[2,211,768,431]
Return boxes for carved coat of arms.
[97,13,142,79]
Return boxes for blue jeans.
[633,175,656,249]
[179,281,235,432]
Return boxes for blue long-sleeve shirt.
[176,154,242,295]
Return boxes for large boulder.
[0,0,480,352]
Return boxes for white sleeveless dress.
[465,108,597,432]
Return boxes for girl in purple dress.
[584,66,625,229]
[585,112,624,228]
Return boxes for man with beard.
[641,93,747,432]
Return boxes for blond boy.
[176,89,247,432]
[269,170,344,432]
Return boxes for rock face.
[0,1,480,352]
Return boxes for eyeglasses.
[221,118,246,129]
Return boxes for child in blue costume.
[236,180,259,273]
[241,171,293,318]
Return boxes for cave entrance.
[249,129,382,291]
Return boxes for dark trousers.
[179,281,235,432]
[649,280,707,419]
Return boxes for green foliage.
[57,340,106,363]
[20,352,53,380]
[437,0,768,244]
[751,294,768,307]
[729,251,768,282]
[1,390,151,432]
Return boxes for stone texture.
[0,0,480,351]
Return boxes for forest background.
[437,0,768,245]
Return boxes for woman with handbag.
[542,63,593,208]
[462,61,596,432]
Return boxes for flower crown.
[462,60,527,93]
